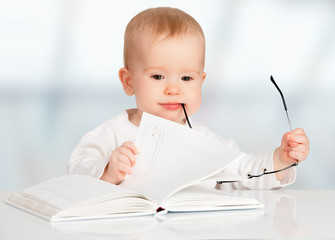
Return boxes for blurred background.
[1,0,334,190]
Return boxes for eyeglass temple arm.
[270,75,293,131]
[182,103,192,128]
[270,75,287,111]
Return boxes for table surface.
[1,190,335,239]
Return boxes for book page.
[7,175,157,221]
[162,184,261,212]
[121,113,245,205]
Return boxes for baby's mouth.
[159,103,182,110]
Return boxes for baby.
[68,7,309,189]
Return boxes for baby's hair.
[123,7,205,69]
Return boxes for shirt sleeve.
[67,116,121,179]
[67,132,114,178]
[67,111,137,179]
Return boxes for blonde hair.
[123,7,205,68]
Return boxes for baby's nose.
[164,84,180,95]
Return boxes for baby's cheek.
[189,94,202,115]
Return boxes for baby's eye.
[151,74,164,80]
[181,76,192,81]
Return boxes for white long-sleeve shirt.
[67,110,296,190]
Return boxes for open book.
[6,113,262,222]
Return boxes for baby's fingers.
[288,141,299,148]
[288,134,309,145]
[290,128,305,135]
[117,155,134,174]
[285,143,307,153]
[288,150,307,162]
[287,129,309,146]
[118,162,133,175]
[122,141,139,155]
[118,146,137,166]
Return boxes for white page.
[162,184,260,211]
[122,113,245,205]
[20,175,134,209]
[7,175,157,220]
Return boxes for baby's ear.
[119,67,134,96]
[202,72,206,83]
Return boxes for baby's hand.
[274,128,310,180]
[280,128,309,164]
[100,141,139,185]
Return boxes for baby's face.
[126,31,205,125]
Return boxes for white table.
[1,190,335,239]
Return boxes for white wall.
[1,0,334,190]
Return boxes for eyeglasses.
[217,76,298,184]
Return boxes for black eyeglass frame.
[216,75,299,184]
